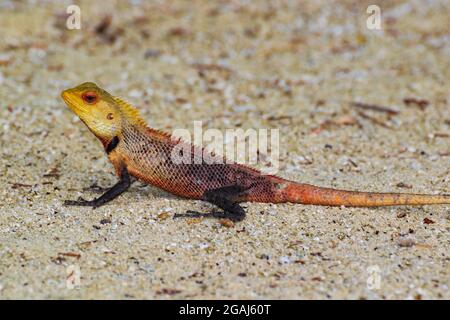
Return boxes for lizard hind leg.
[202,185,249,221]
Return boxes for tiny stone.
[100,218,111,224]
[144,49,161,58]
[278,256,291,264]
[157,212,170,220]
[397,235,415,247]
[219,218,234,228]
[139,264,154,273]
[397,211,407,218]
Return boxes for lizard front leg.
[64,165,131,209]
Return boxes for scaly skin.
[61,82,449,218]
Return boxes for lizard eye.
[82,91,98,104]
[107,113,114,120]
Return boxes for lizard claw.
[64,197,94,207]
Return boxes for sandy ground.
[0,0,449,299]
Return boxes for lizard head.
[61,82,123,142]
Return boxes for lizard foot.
[64,197,97,207]
[63,166,131,209]
[174,209,245,222]
[202,185,248,222]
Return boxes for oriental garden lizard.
[61,82,449,220]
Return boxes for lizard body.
[61,82,449,219]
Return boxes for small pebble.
[278,256,291,265]
[144,49,161,58]
[139,264,154,274]
[219,218,234,228]
[157,212,170,220]
[396,211,407,218]
[397,235,415,247]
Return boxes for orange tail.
[281,183,450,207]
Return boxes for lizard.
[61,82,449,220]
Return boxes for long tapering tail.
[281,182,450,207]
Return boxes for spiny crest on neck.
[113,96,173,141]
[113,96,147,127]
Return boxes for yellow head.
[61,82,122,142]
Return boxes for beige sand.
[0,0,448,299]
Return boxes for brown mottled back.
[116,122,284,202]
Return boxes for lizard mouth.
[61,90,86,115]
